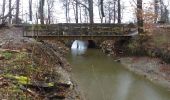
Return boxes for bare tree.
[75,0,78,23]
[0,0,13,24]
[137,0,144,33]
[39,0,45,24]
[159,0,169,23]
[98,0,105,23]
[100,0,105,23]
[60,0,70,23]
[84,6,89,23]
[29,0,33,21]
[47,0,55,24]
[73,0,94,23]
[117,0,121,23]
[9,0,12,24]
[113,0,116,23]
[2,0,6,23]
[79,5,82,23]
[16,0,20,24]
[72,0,79,23]
[88,0,94,23]
[154,0,159,23]
[104,1,113,23]
[104,0,119,23]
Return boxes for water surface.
[67,49,170,100]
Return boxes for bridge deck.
[25,35,133,41]
[23,23,137,40]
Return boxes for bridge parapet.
[23,23,137,37]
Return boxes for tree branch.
[0,8,14,20]
[73,0,89,10]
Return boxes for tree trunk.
[48,7,51,24]
[88,0,94,23]
[65,0,68,23]
[154,0,159,23]
[98,0,102,23]
[16,0,20,24]
[117,0,121,24]
[100,0,105,17]
[39,0,45,24]
[29,0,32,21]
[137,0,144,33]
[113,1,116,23]
[2,0,6,23]
[75,0,78,23]
[79,5,82,23]
[108,3,111,23]
[9,0,12,24]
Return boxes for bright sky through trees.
[0,0,169,23]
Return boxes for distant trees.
[159,0,169,23]
[103,0,123,23]
[61,0,94,23]
[0,0,168,25]
[60,0,70,23]
[104,0,114,23]
[47,0,55,24]
[0,0,13,24]
[153,0,169,23]
[154,0,159,23]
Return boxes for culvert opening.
[88,40,97,48]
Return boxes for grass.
[1,52,13,60]
[3,74,30,85]
[0,43,65,99]
[0,50,33,99]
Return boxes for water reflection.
[67,49,170,100]
[71,40,88,55]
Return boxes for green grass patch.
[1,52,13,60]
[3,74,30,85]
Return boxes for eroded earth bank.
[0,27,82,100]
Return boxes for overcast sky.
[0,0,169,23]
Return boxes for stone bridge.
[23,23,137,41]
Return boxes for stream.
[66,49,170,100]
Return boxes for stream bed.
[66,49,170,100]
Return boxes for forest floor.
[0,27,82,100]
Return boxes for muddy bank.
[100,35,170,90]
[0,27,82,99]
[120,57,170,89]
